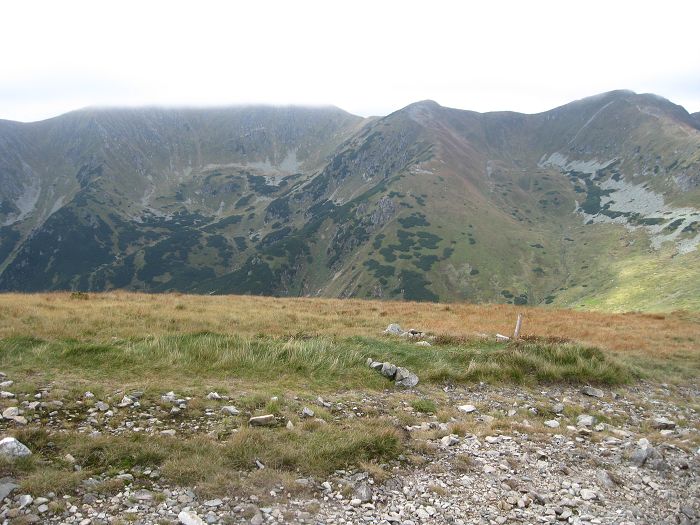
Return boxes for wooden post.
[513,313,523,340]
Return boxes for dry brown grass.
[0,292,697,356]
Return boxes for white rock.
[178,510,206,525]
[415,341,431,347]
[577,414,596,427]
[0,437,31,460]
[206,392,222,400]
[544,420,560,428]
[580,489,597,500]
[302,407,315,418]
[384,324,403,335]
[458,404,477,414]
[221,406,239,416]
[440,434,460,447]
[2,407,19,418]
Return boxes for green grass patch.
[0,333,636,388]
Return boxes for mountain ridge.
[1,90,699,310]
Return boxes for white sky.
[1,0,699,122]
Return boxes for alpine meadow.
[0,2,699,523]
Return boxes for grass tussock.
[4,421,403,497]
[0,332,636,388]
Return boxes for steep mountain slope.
[1,92,699,310]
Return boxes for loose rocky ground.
[0,369,698,525]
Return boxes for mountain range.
[1,90,699,311]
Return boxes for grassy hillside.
[0,293,697,509]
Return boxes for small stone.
[160,429,176,436]
[415,341,431,347]
[580,489,597,501]
[0,437,31,460]
[2,407,19,418]
[353,482,373,502]
[581,386,604,398]
[250,512,264,525]
[441,434,459,447]
[249,414,276,426]
[395,367,419,387]
[206,392,222,400]
[380,362,397,379]
[544,419,560,428]
[384,324,403,335]
[18,494,33,508]
[221,406,240,416]
[552,403,565,413]
[286,420,294,430]
[301,407,315,418]
[178,510,206,525]
[577,414,596,427]
[458,404,477,413]
[651,417,676,430]
[0,481,18,500]
[204,498,223,507]
[95,401,109,411]
[132,489,154,501]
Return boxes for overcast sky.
[2,0,699,122]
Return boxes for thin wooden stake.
[513,313,523,340]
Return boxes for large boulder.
[0,437,31,460]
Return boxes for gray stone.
[2,407,19,418]
[552,403,565,413]
[458,404,477,413]
[95,401,109,411]
[581,386,604,398]
[577,414,596,427]
[132,489,154,501]
[301,407,315,418]
[206,392,222,400]
[395,367,419,387]
[384,324,403,335]
[0,437,31,460]
[221,406,239,416]
[0,480,18,501]
[353,482,373,502]
[544,419,560,428]
[440,434,459,447]
[380,362,397,379]
[651,417,676,430]
[249,414,276,426]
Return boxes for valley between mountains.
[1,90,699,310]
